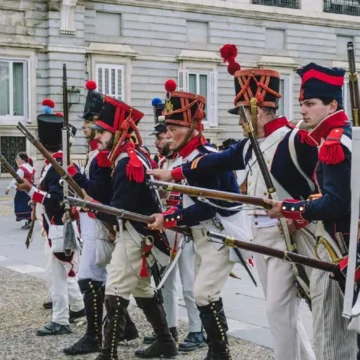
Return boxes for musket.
[61,64,77,255]
[16,122,116,242]
[208,232,337,273]
[343,42,360,318]
[65,196,247,283]
[0,154,35,248]
[148,180,271,209]
[347,41,360,127]
[64,196,192,237]
[239,105,312,309]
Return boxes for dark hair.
[17,152,33,166]
[319,97,343,111]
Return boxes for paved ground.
[0,177,300,359]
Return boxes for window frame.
[95,63,125,101]
[178,63,218,128]
[89,53,132,103]
[278,73,293,120]
[0,57,29,123]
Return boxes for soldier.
[87,96,177,360]
[147,47,318,360]
[16,114,85,335]
[148,80,253,360]
[143,100,206,352]
[265,62,357,360]
[63,82,138,355]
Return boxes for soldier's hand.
[82,189,94,202]
[148,213,165,232]
[264,197,283,219]
[146,169,173,182]
[4,188,10,195]
[16,178,32,193]
[277,219,297,235]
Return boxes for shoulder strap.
[288,129,315,192]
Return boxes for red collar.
[178,135,206,158]
[45,152,62,165]
[264,117,290,137]
[89,139,98,151]
[309,110,349,145]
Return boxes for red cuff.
[67,165,78,177]
[71,206,79,221]
[32,189,47,204]
[280,199,306,221]
[163,207,181,229]
[171,167,185,182]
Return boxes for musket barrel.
[208,231,337,273]
[149,180,271,209]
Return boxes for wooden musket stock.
[347,41,360,127]
[149,180,271,209]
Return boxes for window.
[252,0,299,9]
[178,70,218,127]
[96,12,122,36]
[266,29,285,50]
[278,74,292,119]
[186,21,209,43]
[0,136,26,174]
[96,64,124,100]
[324,0,360,16]
[0,59,28,120]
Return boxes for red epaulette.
[319,128,345,165]
[96,151,111,168]
[125,148,144,183]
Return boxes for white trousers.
[105,230,154,299]
[45,243,84,325]
[192,228,235,306]
[253,225,315,360]
[162,231,202,332]
[311,246,357,360]
[78,213,107,283]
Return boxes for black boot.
[118,310,139,342]
[95,295,129,360]
[134,296,178,358]
[143,326,178,345]
[63,279,103,355]
[198,299,231,360]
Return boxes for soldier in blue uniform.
[87,95,177,360]
[16,114,85,336]
[148,79,253,360]
[265,63,357,360]
[148,49,318,360]
[144,100,206,352]
[63,82,138,355]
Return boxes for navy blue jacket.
[178,122,318,202]
[71,152,113,204]
[163,138,242,228]
[98,145,169,255]
[281,113,351,246]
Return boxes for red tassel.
[126,148,144,183]
[171,234,178,261]
[319,141,345,165]
[140,255,149,278]
[297,130,317,147]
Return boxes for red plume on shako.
[85,80,97,91]
[220,44,241,75]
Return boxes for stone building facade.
[0,0,360,171]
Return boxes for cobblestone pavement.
[0,267,274,360]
